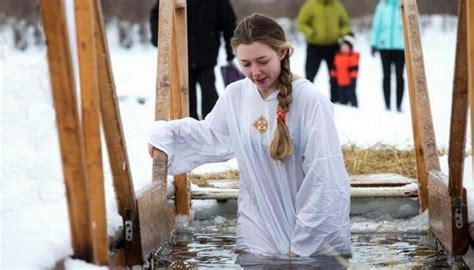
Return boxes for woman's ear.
[278,48,287,60]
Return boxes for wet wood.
[402,1,428,212]
[40,0,92,261]
[136,180,175,261]
[427,171,469,256]
[448,0,468,200]
[75,0,108,264]
[92,0,142,265]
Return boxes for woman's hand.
[148,143,157,158]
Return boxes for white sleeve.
[290,98,351,256]
[148,95,234,175]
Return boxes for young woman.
[148,13,351,258]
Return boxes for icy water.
[148,219,452,269]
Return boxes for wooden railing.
[40,0,187,266]
[402,0,472,256]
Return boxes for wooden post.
[40,0,93,261]
[174,0,189,117]
[92,0,143,265]
[155,0,191,217]
[417,0,470,257]
[155,0,173,121]
[467,0,474,184]
[448,0,468,201]
[401,0,441,212]
[74,0,108,264]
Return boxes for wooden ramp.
[191,173,418,200]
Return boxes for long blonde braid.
[231,13,295,161]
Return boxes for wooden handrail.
[92,0,143,265]
[40,0,93,261]
[401,0,441,212]
[75,0,108,264]
[155,0,191,217]
[448,0,469,201]
[467,0,474,184]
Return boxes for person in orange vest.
[330,34,359,107]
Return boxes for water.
[148,219,452,269]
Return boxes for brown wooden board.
[427,171,469,256]
[350,173,416,187]
[75,0,108,264]
[175,2,189,117]
[402,0,441,212]
[155,0,173,121]
[40,0,93,261]
[448,0,469,200]
[467,0,474,187]
[92,0,143,265]
[136,181,175,261]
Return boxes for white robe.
[148,78,351,257]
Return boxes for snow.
[1,13,472,269]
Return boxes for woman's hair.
[231,13,294,161]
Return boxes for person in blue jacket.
[370,0,405,112]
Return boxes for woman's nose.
[251,65,261,76]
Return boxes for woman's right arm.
[148,95,234,175]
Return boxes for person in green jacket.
[296,0,351,103]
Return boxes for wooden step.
[191,173,418,200]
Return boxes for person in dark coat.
[150,0,237,119]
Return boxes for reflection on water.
[149,219,450,269]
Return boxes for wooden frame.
[401,0,440,213]
[40,0,188,266]
[402,0,470,256]
[155,0,191,217]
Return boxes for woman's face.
[236,41,285,96]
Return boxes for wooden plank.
[136,179,175,261]
[467,0,474,186]
[40,0,93,261]
[92,0,142,265]
[427,171,469,256]
[448,0,468,200]
[402,0,441,212]
[174,174,192,215]
[401,2,428,212]
[201,174,416,189]
[174,0,189,117]
[155,0,174,121]
[350,173,416,187]
[190,185,418,200]
[74,0,108,264]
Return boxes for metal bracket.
[452,197,463,229]
[124,209,133,241]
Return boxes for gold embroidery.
[253,116,268,134]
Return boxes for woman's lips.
[255,77,267,84]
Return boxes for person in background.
[148,13,351,258]
[150,0,237,120]
[296,0,351,103]
[370,0,405,112]
[330,34,359,107]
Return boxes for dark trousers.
[380,50,405,110]
[339,84,358,107]
[305,43,340,102]
[189,66,218,120]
